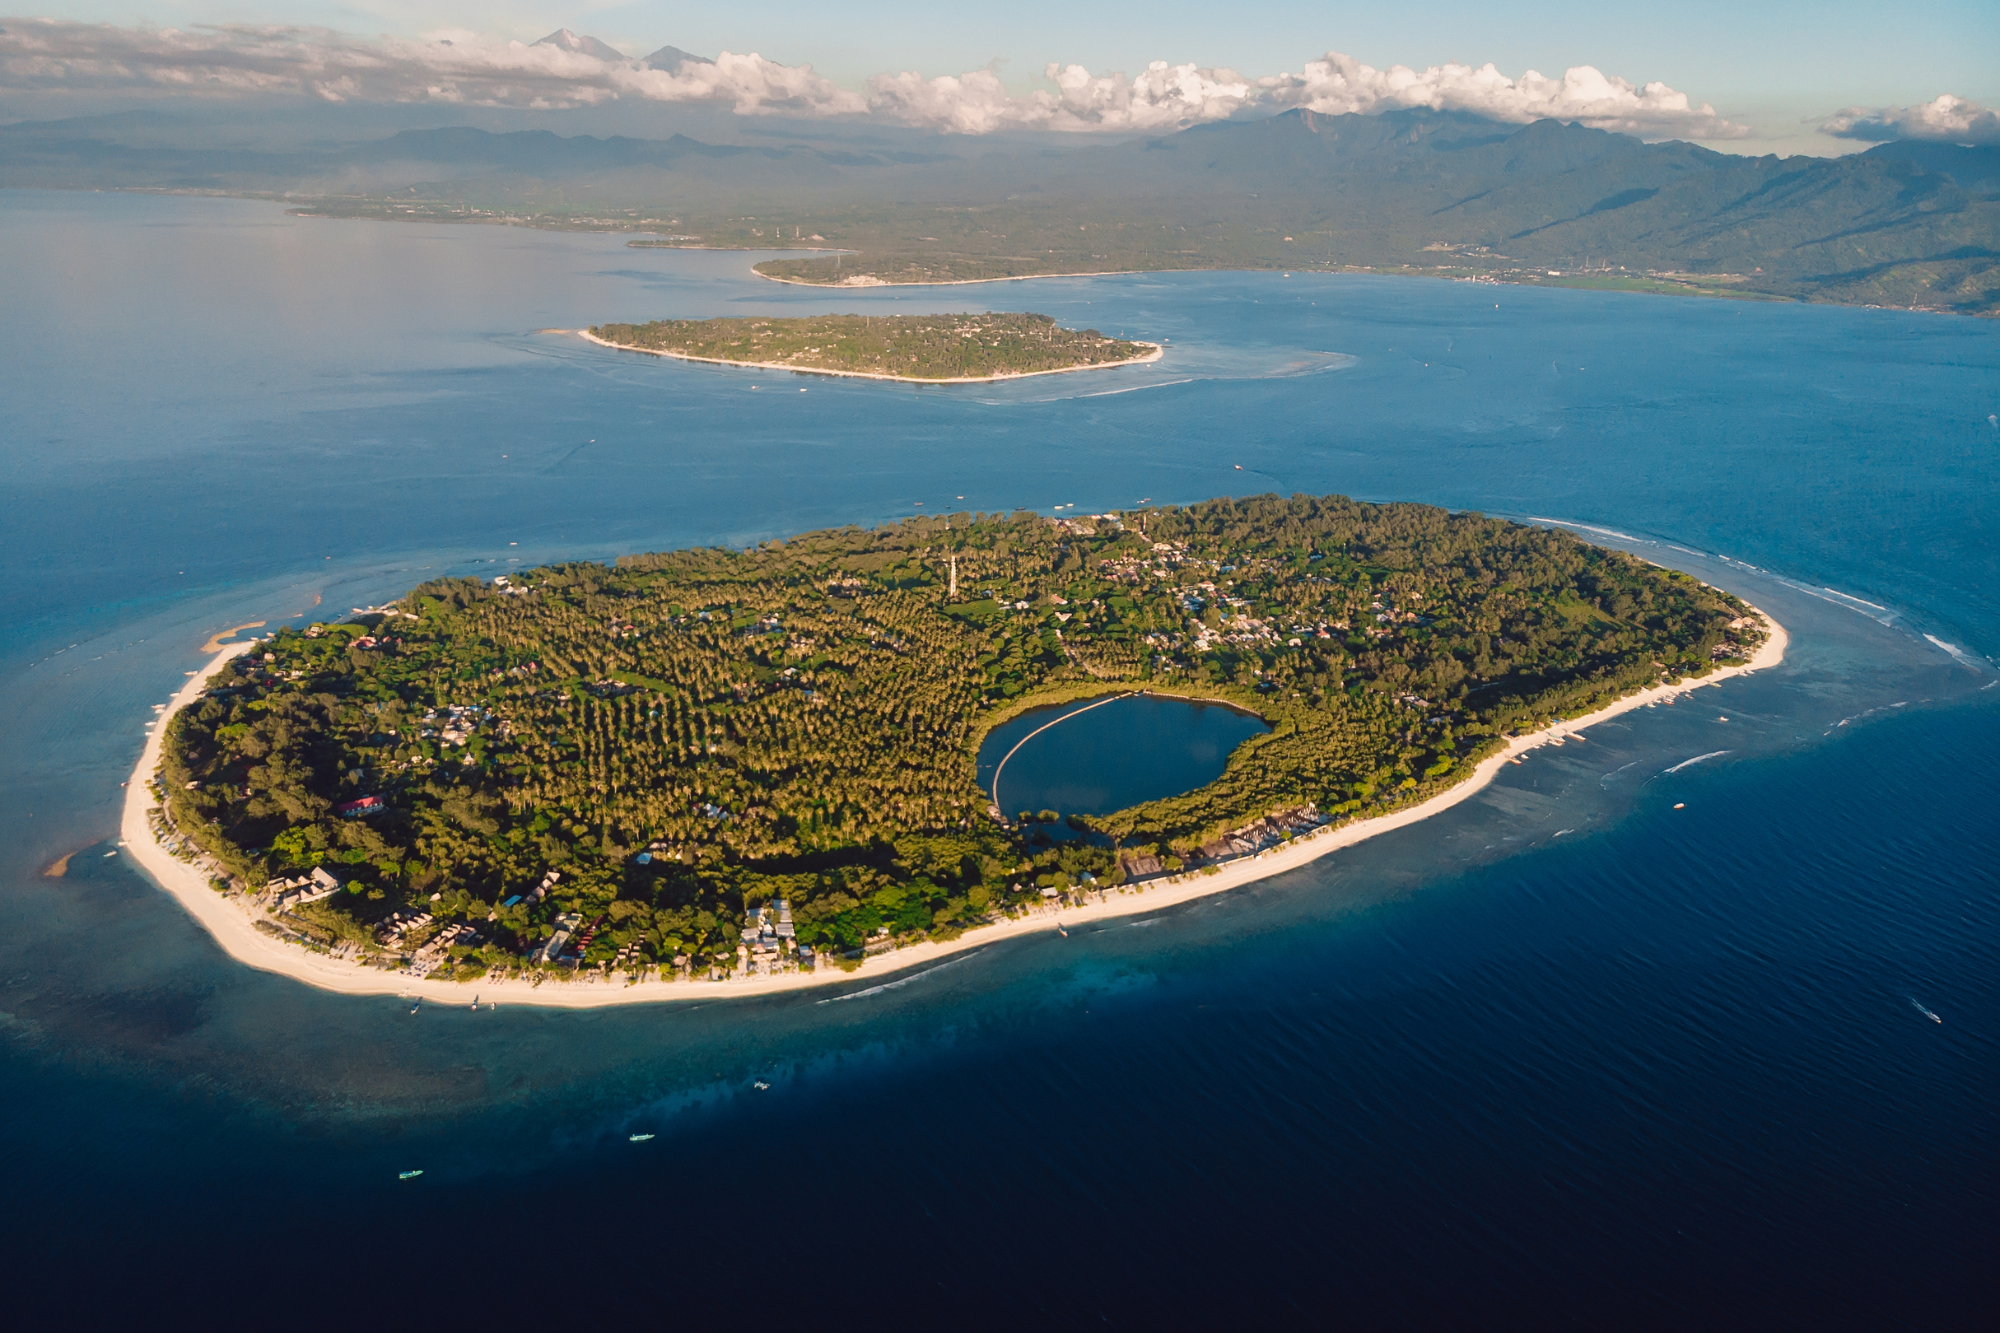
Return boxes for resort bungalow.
[334,794,386,819]
[535,912,585,964]
[521,870,561,907]
[267,865,343,911]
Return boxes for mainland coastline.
[124,606,1787,1009]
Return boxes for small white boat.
[1911,999,1942,1024]
[398,1169,423,1180]
[629,1133,655,1142]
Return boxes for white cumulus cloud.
[0,20,863,115]
[866,52,1740,139]
[1257,52,1745,140]
[865,60,1257,133]
[1819,94,1999,146]
[0,20,1744,140]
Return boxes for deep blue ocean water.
[2,191,1994,1326]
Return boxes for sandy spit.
[125,610,1785,1009]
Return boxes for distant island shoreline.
[268,207,1982,315]
[752,267,1147,290]
[575,327,1164,383]
[123,589,1786,1009]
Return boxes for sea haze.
[0,190,1993,1326]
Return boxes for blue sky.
[12,1,1997,152]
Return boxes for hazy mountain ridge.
[2,104,1992,312]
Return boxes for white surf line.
[1756,575,1901,625]
[988,692,1137,814]
[1711,552,1765,572]
[1525,517,1650,544]
[1923,633,1984,671]
[1828,587,1890,612]
[1663,750,1731,774]
[816,950,983,1003]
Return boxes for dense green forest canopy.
[162,495,1760,977]
[589,313,1150,380]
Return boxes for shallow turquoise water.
[0,190,1994,1325]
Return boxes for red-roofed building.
[334,794,386,818]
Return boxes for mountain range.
[532,26,712,74]
[3,48,1993,314]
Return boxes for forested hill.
[162,496,1762,980]
[751,110,2000,313]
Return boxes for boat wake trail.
[1825,701,1907,735]
[1910,997,1942,1023]
[1663,750,1730,774]
[1068,377,1196,399]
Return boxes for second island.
[583,312,1160,382]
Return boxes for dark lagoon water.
[978,693,1271,818]
[2,190,1995,1326]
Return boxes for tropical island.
[583,313,1158,382]
[143,495,1778,999]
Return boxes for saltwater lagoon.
[978,693,1272,820]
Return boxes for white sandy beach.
[124,610,1785,1008]
[574,328,1163,383]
